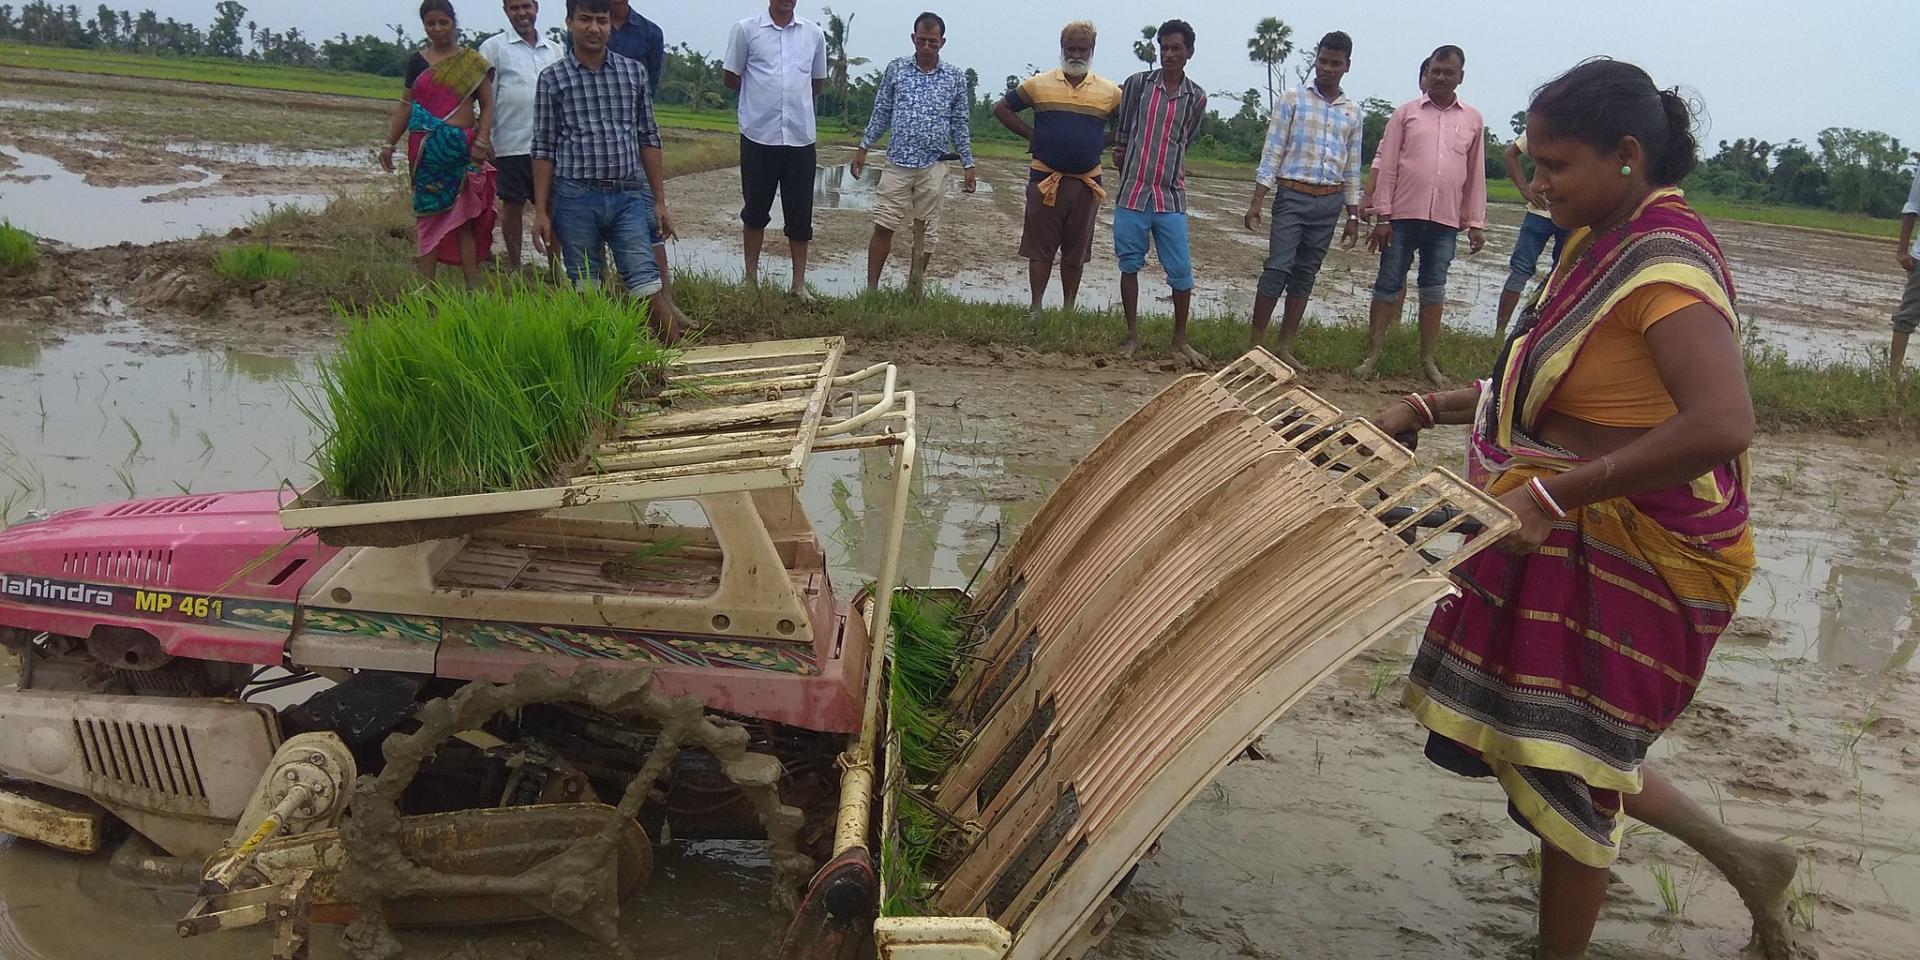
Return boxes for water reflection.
[0,146,327,247]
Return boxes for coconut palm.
[667,43,725,113]
[821,7,869,125]
[1246,16,1293,110]
[1133,24,1156,67]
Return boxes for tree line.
[4,3,1909,217]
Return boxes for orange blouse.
[1543,284,1701,428]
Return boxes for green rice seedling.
[301,282,673,502]
[121,416,143,460]
[1787,856,1820,930]
[197,428,215,460]
[0,220,36,272]
[1367,659,1396,699]
[1651,861,1681,916]
[213,244,298,283]
[110,463,136,498]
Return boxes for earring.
[1621,165,1633,176]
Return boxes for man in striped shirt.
[1241,31,1363,367]
[1111,19,1207,366]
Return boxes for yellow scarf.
[1030,159,1106,206]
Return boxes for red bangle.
[1527,477,1568,520]
[1402,394,1436,429]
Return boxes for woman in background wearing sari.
[379,0,497,287]
[1377,60,1805,960]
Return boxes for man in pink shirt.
[1356,44,1486,386]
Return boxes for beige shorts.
[872,160,951,234]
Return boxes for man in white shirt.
[477,0,562,266]
[1890,169,1920,377]
[723,0,828,298]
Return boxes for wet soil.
[2,71,1919,960]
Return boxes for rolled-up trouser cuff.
[1503,270,1533,294]
[1417,285,1449,306]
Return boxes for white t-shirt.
[478,31,563,157]
[723,13,829,147]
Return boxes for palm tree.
[667,43,726,113]
[1246,16,1293,111]
[821,7,869,126]
[1132,24,1156,67]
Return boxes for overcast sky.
[125,0,1910,148]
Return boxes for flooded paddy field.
[1,69,1918,960]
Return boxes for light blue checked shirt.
[860,56,975,170]
[1253,83,1364,206]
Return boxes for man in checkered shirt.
[531,0,676,336]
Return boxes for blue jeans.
[1112,206,1194,291]
[1372,219,1459,306]
[1504,212,1569,293]
[551,177,663,296]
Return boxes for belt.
[1278,178,1344,197]
[568,177,648,192]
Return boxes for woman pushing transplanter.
[379,0,499,288]
[1375,59,1806,960]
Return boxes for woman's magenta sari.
[407,49,496,265]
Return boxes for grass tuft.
[301,281,673,502]
[0,219,37,272]
[214,243,298,282]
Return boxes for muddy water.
[0,147,327,247]
[4,328,1920,958]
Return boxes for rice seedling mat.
[282,337,900,534]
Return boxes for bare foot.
[1175,342,1211,370]
[1724,841,1812,959]
[791,285,816,303]
[1028,306,1044,323]
[1275,347,1302,369]
[1422,358,1448,388]
[1353,355,1378,379]
[1118,337,1140,359]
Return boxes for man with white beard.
[992,20,1122,318]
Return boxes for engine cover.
[0,689,282,857]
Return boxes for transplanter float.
[0,338,1511,959]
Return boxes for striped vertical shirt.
[1113,69,1208,214]
[1253,83,1364,206]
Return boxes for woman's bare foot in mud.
[1720,840,1812,959]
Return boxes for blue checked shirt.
[531,50,662,182]
[1254,84,1364,206]
[859,56,974,170]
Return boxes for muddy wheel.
[336,665,813,960]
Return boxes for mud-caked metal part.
[216,733,358,872]
[337,665,814,960]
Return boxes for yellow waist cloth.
[1030,159,1106,207]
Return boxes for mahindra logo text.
[0,574,115,607]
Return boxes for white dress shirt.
[722,12,828,147]
[478,29,563,157]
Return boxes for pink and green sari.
[407,48,496,265]
[1403,188,1755,868]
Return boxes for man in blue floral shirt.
[851,11,975,291]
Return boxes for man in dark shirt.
[992,20,1122,318]
[531,0,676,337]
[604,0,682,327]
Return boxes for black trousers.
[739,135,817,242]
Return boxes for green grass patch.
[668,273,1920,434]
[1486,180,1899,239]
[302,282,673,502]
[0,42,396,99]
[214,243,298,282]
[882,589,967,918]
[0,220,37,272]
